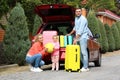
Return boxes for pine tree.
[115,21,120,49]
[111,23,120,50]
[104,24,115,52]
[3,3,31,66]
[87,10,100,37]
[116,21,120,39]
[87,10,108,53]
[32,15,42,36]
[97,19,109,53]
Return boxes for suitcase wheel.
[68,70,71,72]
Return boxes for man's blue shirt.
[73,15,93,40]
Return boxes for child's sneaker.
[80,67,89,72]
[56,68,59,71]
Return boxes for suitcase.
[64,35,73,47]
[68,35,73,45]
[42,31,57,60]
[59,35,64,47]
[64,36,67,47]
[43,31,57,45]
[59,35,73,47]
[65,45,80,72]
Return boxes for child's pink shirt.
[52,42,60,56]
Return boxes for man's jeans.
[79,38,88,69]
[25,54,45,68]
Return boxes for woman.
[25,34,47,72]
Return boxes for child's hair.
[52,35,59,40]
[34,34,43,42]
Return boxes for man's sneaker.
[32,67,43,72]
[80,67,89,72]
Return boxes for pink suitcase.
[43,31,57,45]
[42,31,58,61]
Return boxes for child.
[25,34,47,72]
[51,35,60,71]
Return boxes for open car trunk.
[35,4,75,23]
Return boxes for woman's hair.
[34,34,43,42]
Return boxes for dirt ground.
[102,50,120,57]
[0,65,28,75]
[0,50,120,75]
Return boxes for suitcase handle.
[75,49,77,62]
[76,54,77,62]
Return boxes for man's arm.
[66,29,75,36]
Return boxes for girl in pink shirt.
[51,35,60,71]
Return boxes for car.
[34,4,101,67]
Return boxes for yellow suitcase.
[59,35,64,47]
[65,45,80,72]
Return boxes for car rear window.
[43,23,73,35]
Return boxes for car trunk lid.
[35,4,75,23]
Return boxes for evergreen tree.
[111,23,120,50]
[116,21,120,38]
[87,10,100,38]
[21,0,41,33]
[3,3,31,66]
[87,10,108,53]
[104,24,115,52]
[82,0,116,11]
[0,0,9,18]
[97,19,109,53]
[32,15,42,36]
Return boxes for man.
[67,8,93,72]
